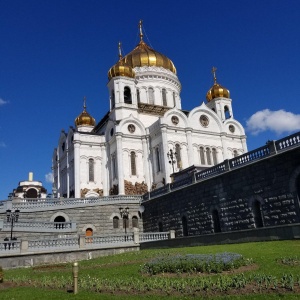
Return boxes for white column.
[101,144,108,196]
[242,138,248,153]
[57,159,60,198]
[186,129,194,166]
[66,149,70,198]
[142,137,150,190]
[74,142,81,198]
[116,135,125,195]
[221,135,228,160]
[161,127,171,183]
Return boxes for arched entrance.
[252,200,264,228]
[212,209,221,233]
[182,216,188,236]
[54,216,66,229]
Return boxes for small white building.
[52,22,247,198]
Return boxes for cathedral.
[52,21,247,199]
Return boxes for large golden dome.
[75,97,96,127]
[206,67,230,101]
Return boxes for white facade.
[52,32,247,198]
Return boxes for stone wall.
[142,147,300,237]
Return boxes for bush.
[0,266,3,283]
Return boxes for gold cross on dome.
[118,41,122,60]
[83,96,87,111]
[211,67,217,84]
[139,19,143,41]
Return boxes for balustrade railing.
[0,240,21,252]
[28,237,79,251]
[195,161,227,181]
[3,221,73,230]
[84,233,134,246]
[275,131,300,151]
[139,232,169,242]
[170,176,193,190]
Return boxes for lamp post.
[167,149,177,174]
[6,209,20,240]
[119,207,129,241]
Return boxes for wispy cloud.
[246,109,300,135]
[0,98,8,106]
[0,142,6,148]
[45,172,53,183]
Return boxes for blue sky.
[1,0,300,200]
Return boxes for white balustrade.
[139,232,169,242]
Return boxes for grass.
[0,240,300,299]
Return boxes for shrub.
[0,266,3,283]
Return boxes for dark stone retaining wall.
[142,147,300,237]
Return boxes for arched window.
[54,216,66,229]
[233,150,238,158]
[224,106,230,119]
[111,90,115,108]
[113,216,119,229]
[137,89,140,103]
[206,148,212,165]
[148,87,155,104]
[85,228,93,236]
[212,148,218,165]
[200,147,205,165]
[124,86,132,104]
[155,147,161,172]
[252,200,264,228]
[89,159,94,182]
[132,216,138,228]
[173,92,176,106]
[212,209,221,233]
[162,89,167,106]
[112,154,117,179]
[175,144,181,169]
[26,188,38,198]
[182,216,188,236]
[158,221,163,232]
[130,151,136,176]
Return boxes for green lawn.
[1,240,300,299]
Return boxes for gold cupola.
[75,97,96,127]
[108,20,177,79]
[206,67,230,101]
[108,42,135,80]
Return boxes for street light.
[167,149,177,174]
[119,207,129,240]
[6,209,20,240]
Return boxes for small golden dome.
[206,67,230,101]
[108,59,135,80]
[75,97,96,127]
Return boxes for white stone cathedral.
[52,22,247,198]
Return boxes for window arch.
[175,144,181,169]
[162,89,167,106]
[212,209,221,233]
[130,151,136,176]
[206,147,212,165]
[124,86,132,104]
[113,216,119,229]
[26,188,38,198]
[224,106,230,119]
[182,216,188,236]
[252,200,264,228]
[54,216,66,229]
[132,216,138,228]
[212,148,218,165]
[200,147,205,165]
[89,158,94,182]
[85,228,93,236]
[148,87,155,104]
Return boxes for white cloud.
[0,142,6,148]
[45,172,53,183]
[246,109,300,135]
[0,98,8,106]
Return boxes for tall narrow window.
[175,144,181,169]
[212,148,218,165]
[224,106,230,119]
[155,147,161,172]
[206,148,212,165]
[173,92,176,106]
[148,87,155,104]
[162,89,167,106]
[89,159,94,182]
[212,209,221,233]
[200,147,205,165]
[113,216,119,228]
[182,216,188,236]
[132,216,138,228]
[111,90,115,108]
[124,86,132,104]
[252,200,264,228]
[233,150,238,157]
[130,151,136,175]
[158,221,163,232]
[137,89,140,103]
[112,154,117,179]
